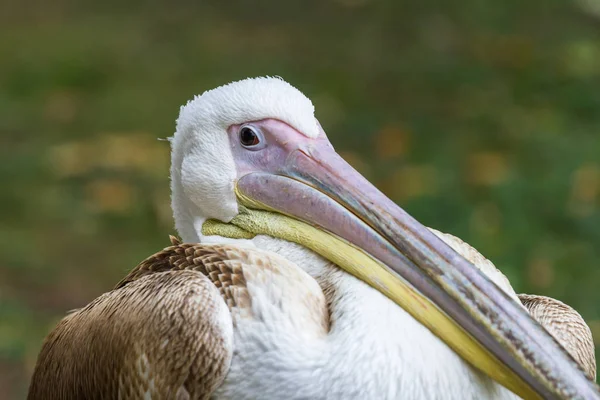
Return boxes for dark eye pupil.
[240,127,259,146]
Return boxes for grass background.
[1,0,599,397]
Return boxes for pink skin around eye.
[227,118,332,179]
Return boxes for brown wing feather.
[519,294,597,381]
[28,246,234,400]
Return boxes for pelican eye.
[239,126,262,148]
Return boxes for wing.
[28,240,234,400]
[519,294,596,381]
[28,237,328,400]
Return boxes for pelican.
[29,77,597,399]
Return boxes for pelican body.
[28,77,598,399]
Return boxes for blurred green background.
[1,0,600,397]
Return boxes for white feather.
[214,235,519,400]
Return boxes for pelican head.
[169,76,597,399]
[170,77,319,239]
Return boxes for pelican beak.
[206,136,597,399]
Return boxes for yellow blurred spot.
[387,165,437,201]
[85,179,136,213]
[527,256,555,289]
[467,152,510,186]
[47,132,169,178]
[48,141,94,177]
[99,133,169,175]
[568,163,600,217]
[374,125,410,160]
